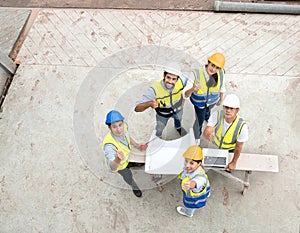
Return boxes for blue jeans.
[193,105,214,139]
[184,207,195,216]
[155,110,183,137]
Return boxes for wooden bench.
[212,153,279,195]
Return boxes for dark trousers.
[117,162,144,189]
[193,105,215,139]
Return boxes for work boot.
[132,181,142,198]
[132,188,142,197]
[176,127,187,136]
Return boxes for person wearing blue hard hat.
[102,110,147,197]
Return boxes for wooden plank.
[229,153,279,172]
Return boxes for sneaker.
[132,188,142,198]
[176,206,193,217]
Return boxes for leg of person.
[176,206,195,217]
[127,162,144,168]
[204,106,210,122]
[151,174,163,192]
[205,104,215,121]
[118,168,142,197]
[185,207,195,217]
[193,106,206,139]
[173,110,187,136]
[155,114,169,137]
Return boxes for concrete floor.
[0,8,299,233]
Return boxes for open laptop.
[202,148,228,168]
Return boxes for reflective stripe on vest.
[190,67,224,108]
[178,167,210,209]
[102,124,131,171]
[182,186,211,208]
[151,78,184,117]
[213,110,245,150]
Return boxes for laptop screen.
[204,156,227,167]
[202,148,228,168]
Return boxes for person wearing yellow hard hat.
[203,94,249,171]
[134,62,188,138]
[176,145,210,217]
[183,53,226,143]
[102,110,148,197]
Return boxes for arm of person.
[203,111,218,141]
[203,126,214,141]
[183,179,195,190]
[130,137,139,148]
[130,137,148,151]
[227,124,248,171]
[104,144,125,171]
[134,88,158,112]
[182,72,200,99]
[184,84,200,99]
[216,73,226,106]
[216,92,224,106]
[110,154,124,171]
[183,176,206,192]
[135,99,158,112]
[227,141,243,171]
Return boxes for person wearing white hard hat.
[183,53,226,142]
[135,62,188,138]
[203,94,248,171]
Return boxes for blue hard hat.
[105,110,125,125]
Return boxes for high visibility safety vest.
[190,67,224,108]
[213,110,246,150]
[151,78,184,118]
[102,124,131,171]
[178,166,210,209]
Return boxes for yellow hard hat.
[183,145,203,160]
[208,53,225,69]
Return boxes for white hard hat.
[222,94,240,108]
[164,62,182,77]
